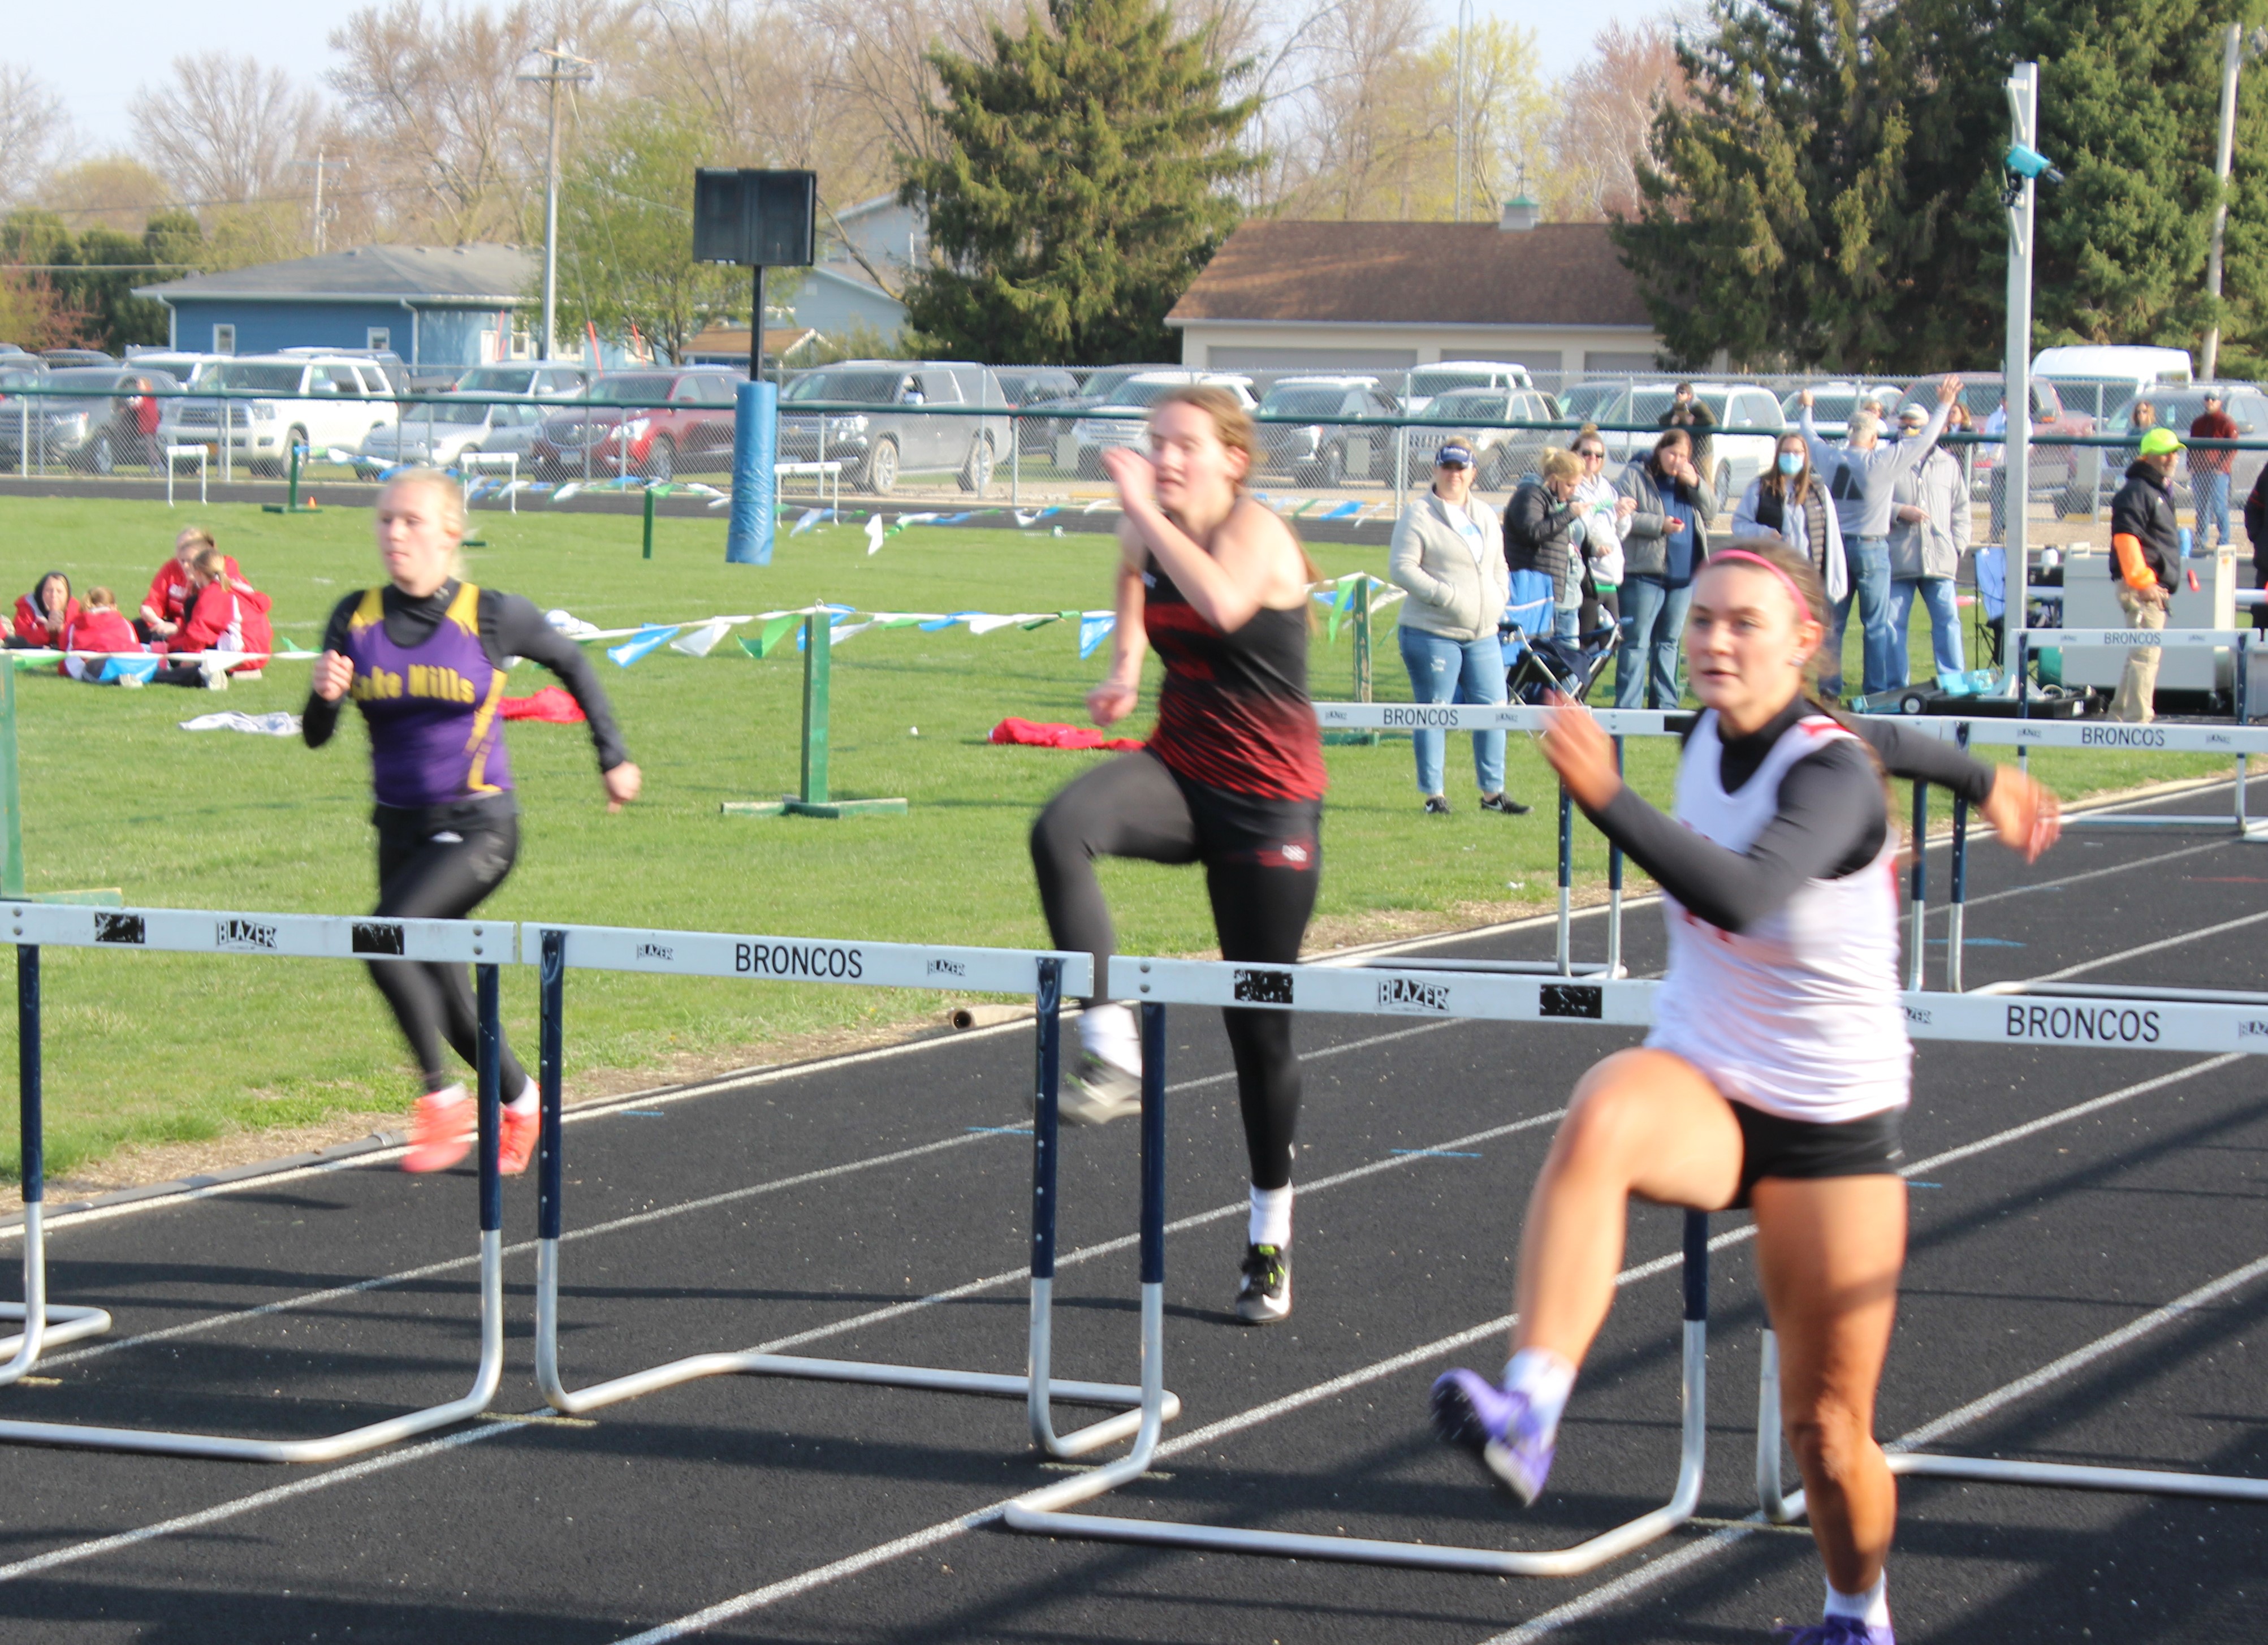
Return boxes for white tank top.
[1647,709,1910,1123]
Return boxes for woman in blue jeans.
[1613,430,1711,709]
[1388,439,1526,815]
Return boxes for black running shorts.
[1729,1101,1904,1209]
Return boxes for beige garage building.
[1166,202,1669,385]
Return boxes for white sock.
[1824,1574,1890,1627]
[506,1080,538,1117]
[1249,1183,1293,1247]
[1079,1002,1141,1075]
[422,1082,468,1107]
[1502,1348,1578,1443]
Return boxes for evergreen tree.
[900,0,1259,364]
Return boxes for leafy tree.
[900,0,1259,364]
[550,103,801,365]
[1617,0,2268,375]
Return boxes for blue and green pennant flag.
[1077,611,1116,659]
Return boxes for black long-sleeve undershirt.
[301,582,630,774]
[1583,700,1998,934]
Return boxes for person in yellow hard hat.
[2108,425,2186,723]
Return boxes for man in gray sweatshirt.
[1800,374,1962,697]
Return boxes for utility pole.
[1453,0,1472,221]
[518,42,595,361]
[2006,62,2038,648]
[292,150,340,254]
[2202,25,2266,381]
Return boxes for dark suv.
[530,367,744,481]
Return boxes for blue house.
[133,244,538,368]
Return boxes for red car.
[530,368,743,482]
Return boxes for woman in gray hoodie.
[1389,438,1524,815]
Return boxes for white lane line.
[599,1054,2251,1642]
[1484,1245,2268,1644]
[35,1018,1463,1374]
[2031,909,2268,982]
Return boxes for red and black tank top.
[1142,553,1327,802]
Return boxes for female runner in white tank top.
[1432,537,2062,1645]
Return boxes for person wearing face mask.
[1570,425,1634,632]
[1614,429,1710,709]
[1388,438,1523,816]
[1735,435,1851,685]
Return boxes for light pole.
[517,42,594,362]
[2005,62,2038,647]
[2202,24,2268,381]
[1453,0,1472,221]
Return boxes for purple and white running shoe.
[1428,1368,1556,1505]
[1775,1618,1894,1644]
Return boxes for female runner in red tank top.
[1030,385,1325,1325]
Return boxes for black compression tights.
[369,812,529,1097]
[1030,753,1319,1191]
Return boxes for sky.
[20,0,1675,155]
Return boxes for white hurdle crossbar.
[0,902,510,1460]
[525,925,1179,1457]
[1005,959,1710,1576]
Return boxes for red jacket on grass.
[170,582,273,671]
[58,608,142,673]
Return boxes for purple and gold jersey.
[339,582,512,808]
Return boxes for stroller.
[1500,568,1621,705]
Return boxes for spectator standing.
[1733,432,1850,688]
[1614,429,1710,709]
[130,377,162,470]
[2244,460,2268,631]
[2189,390,2238,551]
[2126,399,2158,465]
[1570,425,1633,630]
[2108,427,2185,723]
[1886,403,1972,686]
[1657,383,1716,496]
[1506,449,1586,644]
[1799,375,1959,698]
[1388,438,1524,817]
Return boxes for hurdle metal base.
[1755,1329,2268,1521]
[1007,1314,1708,1578]
[532,1244,1179,1456]
[0,1229,505,1462]
[720,797,909,819]
[0,1204,114,1383]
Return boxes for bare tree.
[133,53,322,210]
[0,64,76,209]
[1545,20,1687,222]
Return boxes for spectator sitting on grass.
[11,571,78,649]
[140,526,242,645]
[59,588,146,683]
[157,548,273,688]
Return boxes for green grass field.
[0,494,2230,1184]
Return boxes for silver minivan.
[778,361,1010,494]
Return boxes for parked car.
[776,361,1010,495]
[122,351,223,388]
[1400,360,1535,416]
[1904,374,2094,511]
[1572,381,1786,508]
[362,395,548,468]
[1779,381,1907,442]
[278,346,407,394]
[2100,384,2268,508]
[455,362,594,399]
[1254,377,1401,486]
[995,366,1082,456]
[0,367,180,472]
[530,367,745,482]
[39,348,118,368]
[1069,370,1256,477]
[1405,386,1567,489]
[158,353,401,475]
[2032,344,2193,422]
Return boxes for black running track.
[4,779,2266,1644]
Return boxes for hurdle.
[1005,957,1714,1575]
[0,902,507,1461]
[525,924,1179,1457]
[1755,975,2268,1518]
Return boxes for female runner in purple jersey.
[304,469,641,1174]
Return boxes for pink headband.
[1709,549,1814,627]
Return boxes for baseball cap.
[1434,443,1475,468]
[2139,426,2184,456]
[1897,403,1928,426]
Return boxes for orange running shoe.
[497,1104,541,1176]
[404,1087,475,1173]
